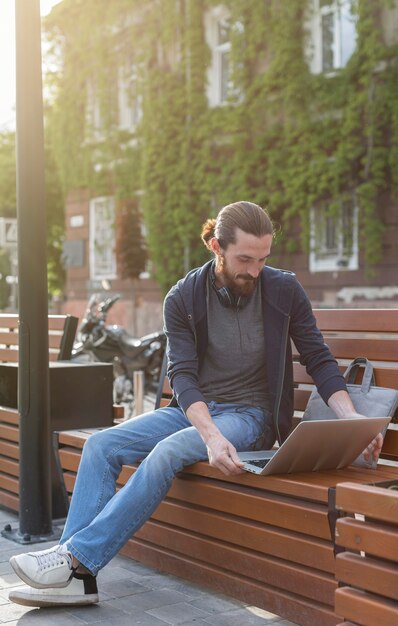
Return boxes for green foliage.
[44,142,66,295]
[0,132,16,215]
[0,249,11,310]
[43,0,398,292]
[0,130,65,296]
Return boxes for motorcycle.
[72,293,166,417]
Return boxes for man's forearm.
[327,389,358,418]
[185,401,222,444]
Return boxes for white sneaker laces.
[33,546,73,572]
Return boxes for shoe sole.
[9,556,72,590]
[9,590,99,607]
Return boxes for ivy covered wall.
[44,0,398,294]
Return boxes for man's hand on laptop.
[363,430,383,463]
[342,411,383,462]
[206,433,245,475]
[185,401,245,475]
[340,410,383,463]
[328,390,384,462]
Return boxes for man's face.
[213,228,273,297]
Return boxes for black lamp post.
[13,0,52,540]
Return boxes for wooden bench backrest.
[156,309,398,461]
[294,309,398,463]
[293,309,398,419]
[334,481,398,626]
[0,314,78,362]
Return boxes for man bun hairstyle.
[201,201,273,251]
[201,218,217,251]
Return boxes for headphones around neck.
[210,263,249,311]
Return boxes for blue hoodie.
[163,260,346,443]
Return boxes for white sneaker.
[10,544,75,589]
[8,572,99,607]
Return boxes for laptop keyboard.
[246,459,270,469]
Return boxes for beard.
[217,255,258,297]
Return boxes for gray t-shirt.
[198,274,271,411]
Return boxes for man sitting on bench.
[9,201,382,607]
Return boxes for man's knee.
[82,427,113,458]
[146,437,185,475]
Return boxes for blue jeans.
[60,402,273,575]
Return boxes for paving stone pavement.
[0,508,297,626]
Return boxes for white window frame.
[89,197,117,280]
[204,6,234,107]
[307,0,357,74]
[309,199,359,272]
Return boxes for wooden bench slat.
[313,309,398,333]
[0,407,19,424]
[0,456,19,477]
[381,428,398,459]
[0,317,19,329]
[181,461,398,504]
[0,424,19,443]
[0,330,62,352]
[57,429,102,447]
[335,552,398,600]
[335,587,398,626]
[293,337,398,362]
[162,473,332,539]
[293,361,345,384]
[0,349,19,362]
[0,440,19,460]
[151,500,335,572]
[112,463,333,539]
[135,520,336,605]
[0,314,75,332]
[294,362,398,390]
[335,517,398,561]
[0,472,19,495]
[0,332,19,346]
[0,490,19,511]
[58,448,85,473]
[63,472,77,494]
[336,482,398,523]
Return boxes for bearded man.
[9,201,382,608]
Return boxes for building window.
[118,65,143,131]
[86,82,103,140]
[205,7,234,107]
[89,197,117,279]
[308,0,356,74]
[309,199,359,272]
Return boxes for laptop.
[238,417,390,475]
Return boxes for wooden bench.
[0,313,78,514]
[55,309,398,626]
[0,313,78,364]
[334,481,398,626]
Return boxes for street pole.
[15,0,52,538]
